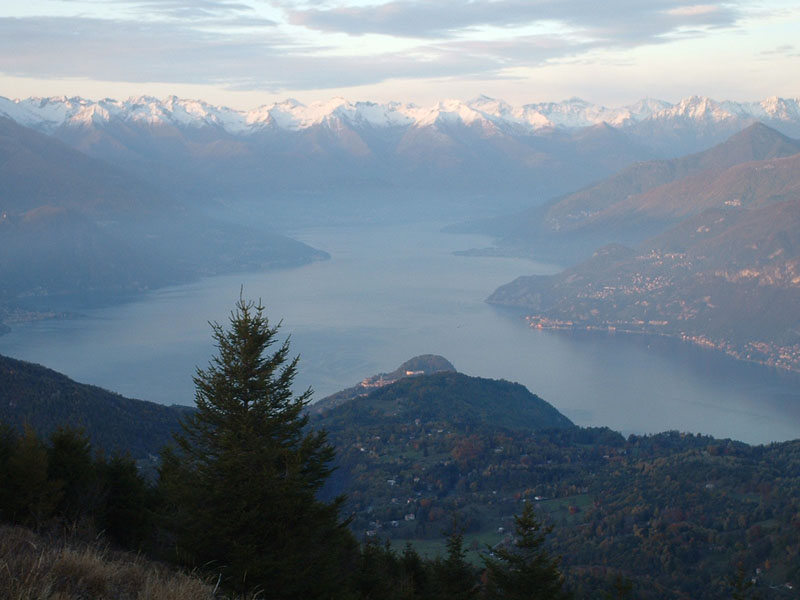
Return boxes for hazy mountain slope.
[0,207,179,298]
[0,118,328,312]
[489,197,800,372]
[0,354,187,458]
[588,151,800,230]
[0,116,167,218]
[485,123,800,262]
[530,123,800,232]
[0,117,188,299]
[556,122,799,221]
[46,115,645,208]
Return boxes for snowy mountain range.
[3,93,800,215]
[2,94,799,136]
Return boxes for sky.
[1,0,799,109]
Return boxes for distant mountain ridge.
[539,123,800,232]
[0,116,168,219]
[484,123,800,260]
[3,94,799,136]
[3,94,800,207]
[0,116,328,317]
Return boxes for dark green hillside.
[315,371,577,546]
[308,361,799,597]
[0,354,187,458]
[319,371,573,431]
[315,372,799,597]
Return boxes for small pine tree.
[401,543,429,598]
[97,453,152,548]
[603,573,634,599]
[483,502,571,600]
[47,427,97,526]
[433,517,479,600]
[4,425,62,528]
[0,423,19,521]
[159,297,354,597]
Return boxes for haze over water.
[2,220,799,445]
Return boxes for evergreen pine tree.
[47,427,97,526]
[159,297,354,597]
[433,518,478,600]
[4,425,62,528]
[482,502,571,600]
[97,453,152,548]
[0,423,19,521]
[400,543,430,598]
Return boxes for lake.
[2,221,799,445]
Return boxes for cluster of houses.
[359,369,426,389]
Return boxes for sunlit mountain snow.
[3,94,799,136]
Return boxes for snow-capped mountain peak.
[1,94,799,137]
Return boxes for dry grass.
[0,525,218,600]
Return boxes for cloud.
[0,0,750,96]
[109,0,263,22]
[286,0,742,41]
[759,44,800,58]
[0,17,282,84]
[0,16,502,91]
[666,5,724,17]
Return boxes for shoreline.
[0,252,330,338]
[522,315,800,376]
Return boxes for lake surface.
[2,221,800,445]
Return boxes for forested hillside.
[1,350,798,598]
[0,354,186,458]
[317,375,800,598]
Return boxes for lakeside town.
[525,315,800,374]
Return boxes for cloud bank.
[0,0,764,94]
